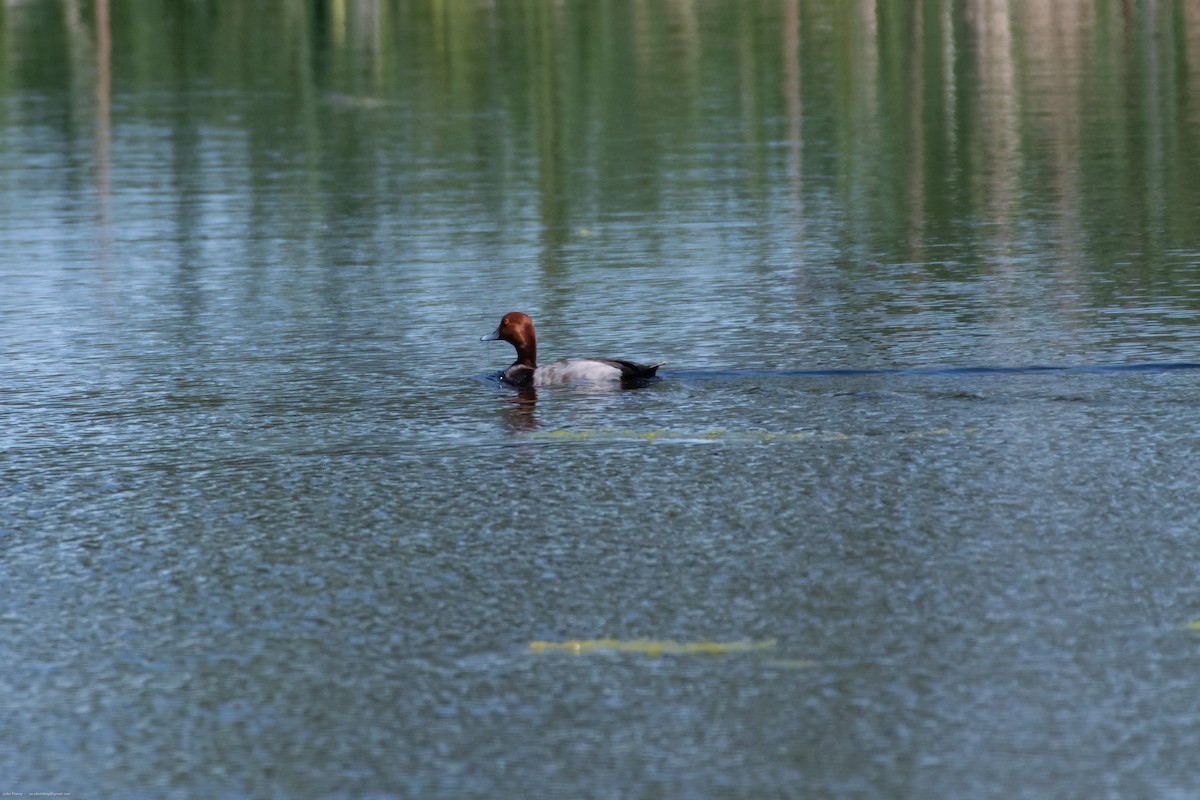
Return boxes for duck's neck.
[512,341,536,368]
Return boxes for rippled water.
[4,0,1200,797]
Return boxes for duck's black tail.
[597,359,667,379]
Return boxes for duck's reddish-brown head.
[480,312,537,367]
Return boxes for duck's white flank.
[532,358,624,386]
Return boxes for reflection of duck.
[480,312,666,388]
[503,386,539,432]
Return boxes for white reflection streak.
[968,0,1022,364]
[783,0,805,278]
[943,0,956,167]
[95,0,112,270]
[1021,0,1087,315]
[1140,0,1164,251]
[973,0,1018,227]
[908,4,925,257]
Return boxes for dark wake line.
[665,363,1200,379]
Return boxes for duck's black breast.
[501,364,536,387]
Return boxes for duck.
[480,312,666,387]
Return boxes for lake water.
[4,0,1200,797]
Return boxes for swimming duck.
[480,312,666,387]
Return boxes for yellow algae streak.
[529,638,777,657]
[1183,620,1200,631]
[544,430,592,440]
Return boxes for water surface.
[3,1,1200,797]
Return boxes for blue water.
[5,0,1200,797]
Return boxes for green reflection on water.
[2,0,1198,292]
